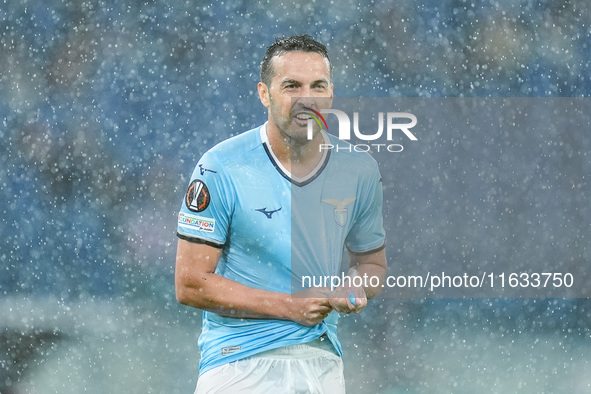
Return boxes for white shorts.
[194,336,345,394]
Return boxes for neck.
[265,124,324,178]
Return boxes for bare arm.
[350,247,387,299]
[175,238,332,326]
[328,247,387,313]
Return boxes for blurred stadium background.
[1,0,590,392]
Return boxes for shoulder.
[188,126,264,192]
[204,126,263,166]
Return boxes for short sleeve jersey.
[177,123,385,375]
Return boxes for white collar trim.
[260,122,330,185]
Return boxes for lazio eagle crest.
[321,197,356,227]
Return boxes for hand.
[287,287,333,326]
[328,285,367,314]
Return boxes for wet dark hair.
[260,34,332,86]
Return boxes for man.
[176,34,386,393]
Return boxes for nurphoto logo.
[304,107,418,153]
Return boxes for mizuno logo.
[199,164,217,175]
[255,207,282,219]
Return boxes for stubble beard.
[272,111,311,147]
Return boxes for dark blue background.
[2,1,590,392]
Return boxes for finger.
[351,297,367,313]
[330,298,352,314]
[352,287,368,308]
[348,291,357,306]
[317,304,332,315]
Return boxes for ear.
[258,82,270,108]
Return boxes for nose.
[298,93,316,108]
[296,95,330,113]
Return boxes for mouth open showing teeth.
[295,113,312,120]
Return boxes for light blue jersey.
[177,123,385,375]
